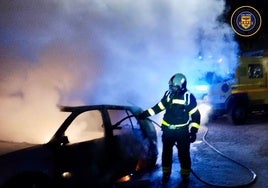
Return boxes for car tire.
[228,102,247,125]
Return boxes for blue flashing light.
[195,85,209,92]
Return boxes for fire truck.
[206,50,268,125]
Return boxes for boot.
[162,173,170,183]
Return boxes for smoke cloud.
[0,0,238,143]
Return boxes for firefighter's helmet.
[169,73,187,93]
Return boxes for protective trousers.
[161,126,191,178]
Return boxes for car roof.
[48,104,143,144]
[59,104,142,113]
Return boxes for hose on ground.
[190,125,257,188]
[147,118,257,188]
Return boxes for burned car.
[0,105,158,188]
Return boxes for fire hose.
[146,117,257,188]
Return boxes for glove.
[189,127,198,143]
[168,125,176,129]
[138,111,148,119]
[189,132,196,143]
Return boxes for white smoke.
[0,0,238,143]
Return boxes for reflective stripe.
[190,122,200,129]
[185,92,190,105]
[162,119,170,126]
[162,119,189,128]
[158,102,165,110]
[171,91,191,105]
[181,168,191,176]
[189,106,198,115]
[172,99,185,105]
[162,166,171,174]
[148,108,155,116]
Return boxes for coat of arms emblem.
[239,13,253,30]
[231,6,261,37]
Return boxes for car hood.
[0,140,36,156]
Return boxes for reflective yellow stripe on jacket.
[172,99,185,105]
[147,101,165,116]
[148,108,155,116]
[162,119,189,128]
[189,106,198,115]
[190,122,200,129]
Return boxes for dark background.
[224,0,268,53]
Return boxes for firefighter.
[139,73,201,183]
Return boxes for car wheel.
[228,102,247,125]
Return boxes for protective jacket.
[142,90,200,132]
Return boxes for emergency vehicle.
[206,50,268,125]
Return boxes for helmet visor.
[169,85,180,93]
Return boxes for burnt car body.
[0,105,158,188]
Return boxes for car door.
[108,109,149,175]
[54,109,111,187]
[53,108,144,187]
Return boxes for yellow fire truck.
[207,50,268,125]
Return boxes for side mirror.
[59,136,69,146]
[47,135,69,147]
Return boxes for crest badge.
[240,13,252,29]
[231,6,262,37]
